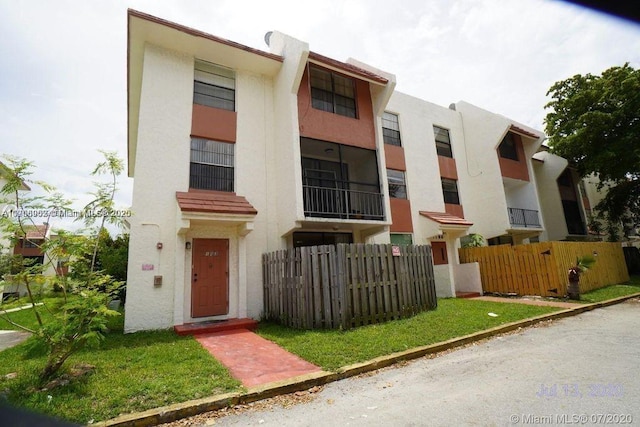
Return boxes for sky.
[1,0,639,232]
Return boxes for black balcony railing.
[508,207,542,228]
[303,184,384,220]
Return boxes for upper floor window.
[387,169,407,199]
[382,112,401,146]
[193,60,235,111]
[434,126,452,158]
[441,178,460,205]
[190,138,234,192]
[498,132,518,161]
[310,66,356,118]
[22,239,41,249]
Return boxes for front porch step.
[174,318,258,336]
[456,291,482,299]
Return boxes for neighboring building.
[124,10,591,331]
[13,224,49,267]
[533,149,593,242]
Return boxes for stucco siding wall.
[433,264,454,297]
[125,44,193,332]
[533,152,568,241]
[385,93,456,243]
[235,70,275,318]
[266,32,309,238]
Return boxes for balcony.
[303,183,384,220]
[508,207,541,228]
[301,137,384,222]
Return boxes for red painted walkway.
[196,329,322,388]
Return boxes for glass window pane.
[433,126,450,144]
[333,74,354,98]
[310,67,332,91]
[436,141,453,157]
[390,233,413,245]
[499,133,519,160]
[434,126,452,157]
[194,60,235,111]
[190,138,234,191]
[441,178,460,204]
[383,112,400,131]
[310,66,356,119]
[387,169,407,199]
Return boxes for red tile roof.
[419,211,473,227]
[510,124,540,139]
[16,224,49,240]
[176,191,257,215]
[308,51,389,84]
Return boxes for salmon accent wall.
[13,245,43,257]
[444,203,464,219]
[384,144,406,171]
[297,65,376,149]
[390,198,414,232]
[438,156,458,180]
[431,241,448,265]
[191,103,237,143]
[498,134,529,181]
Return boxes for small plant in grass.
[0,152,126,383]
[567,255,596,300]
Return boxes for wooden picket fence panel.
[459,241,629,297]
[263,244,437,329]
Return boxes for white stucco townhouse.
[124,10,591,332]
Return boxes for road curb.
[94,292,640,427]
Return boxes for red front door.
[191,239,229,318]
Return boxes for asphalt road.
[212,300,640,427]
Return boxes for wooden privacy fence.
[459,241,629,297]
[263,244,437,329]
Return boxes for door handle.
[193,273,198,282]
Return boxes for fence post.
[336,244,349,329]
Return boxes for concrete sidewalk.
[0,330,31,352]
[0,303,39,351]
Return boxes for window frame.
[193,60,236,111]
[387,169,407,199]
[189,137,235,192]
[309,65,357,119]
[441,178,460,205]
[382,112,402,146]
[433,125,453,158]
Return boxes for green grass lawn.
[257,298,561,371]
[0,308,242,424]
[2,277,637,424]
[577,275,640,303]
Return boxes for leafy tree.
[544,64,640,239]
[0,151,125,382]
